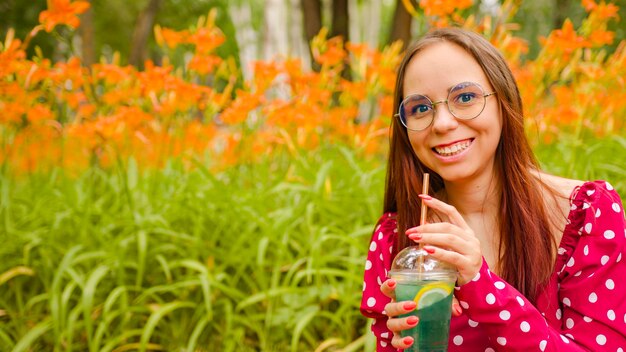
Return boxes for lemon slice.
[413,282,453,309]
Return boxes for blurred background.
[2,0,626,71]
[1,0,625,351]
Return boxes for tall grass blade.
[138,301,195,352]
[11,318,52,352]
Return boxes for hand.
[381,278,464,349]
[406,195,483,286]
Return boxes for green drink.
[389,246,457,352]
[395,281,454,352]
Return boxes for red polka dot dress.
[360,181,626,351]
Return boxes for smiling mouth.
[432,139,473,157]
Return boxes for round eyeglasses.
[395,82,496,131]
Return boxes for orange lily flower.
[39,0,90,32]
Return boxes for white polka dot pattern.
[520,321,530,332]
[453,335,463,345]
[607,310,616,321]
[562,297,571,306]
[360,181,626,351]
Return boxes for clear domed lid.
[389,246,457,281]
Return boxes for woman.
[360,27,626,351]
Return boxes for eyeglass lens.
[400,82,488,131]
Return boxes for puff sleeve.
[361,213,398,352]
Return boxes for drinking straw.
[420,173,430,227]
[418,173,429,271]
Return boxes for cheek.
[407,133,421,149]
[407,133,430,157]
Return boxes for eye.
[403,95,432,119]
[413,104,431,115]
[454,92,478,105]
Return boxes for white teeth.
[435,140,471,156]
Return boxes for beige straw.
[420,173,430,227]
[417,173,429,272]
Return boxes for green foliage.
[1,135,625,350]
[0,146,385,351]
[513,0,626,58]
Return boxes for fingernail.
[408,233,422,240]
[407,316,418,325]
[419,194,432,200]
[403,301,416,310]
[424,246,435,254]
[403,337,414,346]
[454,304,462,316]
[388,280,396,288]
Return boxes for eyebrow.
[404,81,477,99]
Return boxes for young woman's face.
[402,42,502,184]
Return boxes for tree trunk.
[331,0,350,79]
[228,3,258,81]
[301,0,322,71]
[129,0,161,69]
[388,0,415,50]
[263,0,289,60]
[288,0,311,70]
[79,1,96,66]
[553,0,571,28]
[330,0,349,41]
[365,0,382,47]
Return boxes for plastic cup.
[388,246,457,352]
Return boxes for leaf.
[11,318,52,352]
[290,305,319,352]
[0,266,34,286]
[138,301,195,352]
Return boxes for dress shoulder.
[556,180,626,275]
[566,180,623,232]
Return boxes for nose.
[431,100,458,133]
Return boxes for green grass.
[0,145,385,352]
[0,135,624,351]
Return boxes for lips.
[432,138,473,157]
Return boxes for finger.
[387,315,419,332]
[452,296,463,317]
[410,222,477,244]
[419,195,471,231]
[408,231,469,250]
[392,334,415,350]
[384,300,417,318]
[423,245,481,285]
[422,245,468,268]
[380,279,397,300]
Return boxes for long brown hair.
[384,28,557,303]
